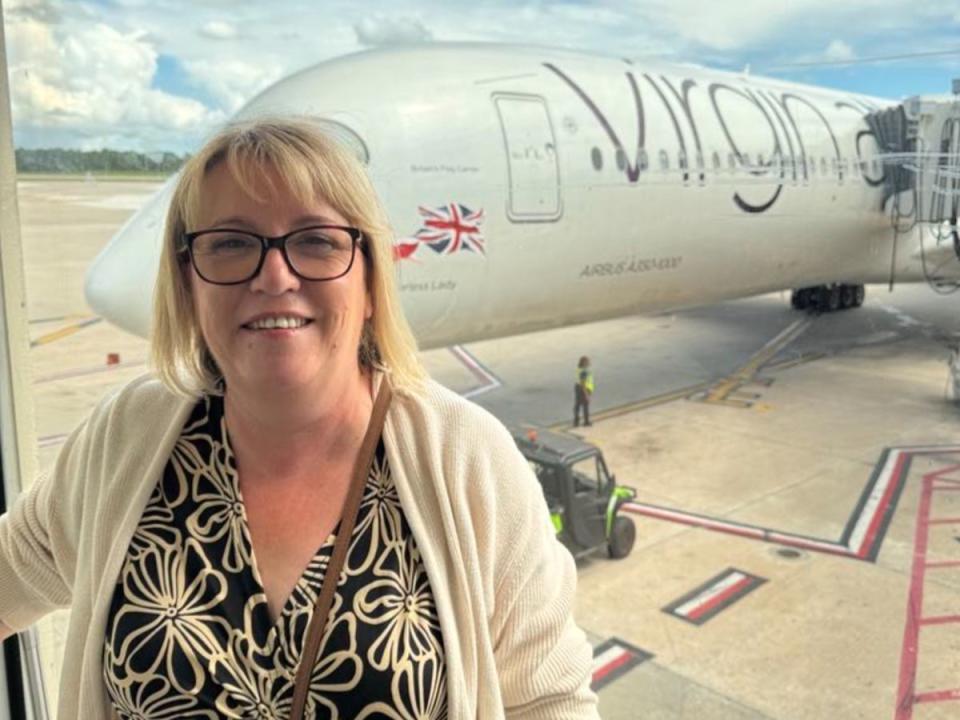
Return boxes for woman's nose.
[250,247,301,294]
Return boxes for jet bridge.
[867,91,960,287]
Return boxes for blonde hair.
[151,116,426,397]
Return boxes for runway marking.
[591,637,652,691]
[30,316,102,347]
[895,459,960,720]
[697,316,813,406]
[662,568,766,625]
[449,344,502,398]
[549,381,715,431]
[28,313,87,325]
[624,446,960,562]
[548,351,823,432]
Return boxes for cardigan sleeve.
[0,417,92,631]
[483,424,600,719]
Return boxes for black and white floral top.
[102,394,447,719]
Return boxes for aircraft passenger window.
[591,147,603,171]
[741,152,751,168]
[677,150,687,170]
[659,150,669,171]
[712,152,721,171]
[616,149,626,172]
[638,149,649,171]
[695,152,704,171]
[727,152,736,171]
[757,153,765,167]
[820,157,828,175]
[810,156,817,176]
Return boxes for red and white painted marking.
[663,568,766,625]
[591,638,652,691]
[449,344,502,398]
[624,445,960,562]
[673,572,758,623]
[895,462,960,720]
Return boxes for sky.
[3,0,959,153]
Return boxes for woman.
[0,118,598,718]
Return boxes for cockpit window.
[315,119,370,165]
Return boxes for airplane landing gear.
[790,284,864,313]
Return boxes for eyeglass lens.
[191,227,355,283]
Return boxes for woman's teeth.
[246,317,309,330]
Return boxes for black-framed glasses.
[181,225,366,285]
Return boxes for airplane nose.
[84,176,177,338]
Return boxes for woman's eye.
[300,234,334,246]
[213,237,253,250]
[293,233,340,252]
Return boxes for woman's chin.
[233,361,322,394]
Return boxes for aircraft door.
[493,94,562,221]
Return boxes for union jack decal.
[393,203,485,261]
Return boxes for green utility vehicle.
[512,426,637,560]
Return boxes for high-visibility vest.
[577,368,594,393]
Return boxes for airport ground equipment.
[511,426,637,560]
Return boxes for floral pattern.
[103,395,447,719]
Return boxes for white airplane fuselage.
[86,44,948,349]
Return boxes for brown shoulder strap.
[290,381,393,720]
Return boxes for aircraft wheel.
[827,285,841,312]
[853,285,865,307]
[608,516,636,559]
[791,288,810,310]
[814,286,830,312]
[840,284,855,309]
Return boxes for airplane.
[84,43,960,349]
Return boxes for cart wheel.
[608,516,636,559]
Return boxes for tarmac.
[13,178,960,719]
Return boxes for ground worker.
[574,355,594,426]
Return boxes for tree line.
[15,148,188,174]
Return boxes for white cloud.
[5,0,61,23]
[7,16,223,149]
[823,39,855,62]
[354,15,433,46]
[199,20,237,40]
[182,57,285,113]
[6,0,960,151]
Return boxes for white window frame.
[0,6,48,720]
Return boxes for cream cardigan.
[0,374,598,719]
